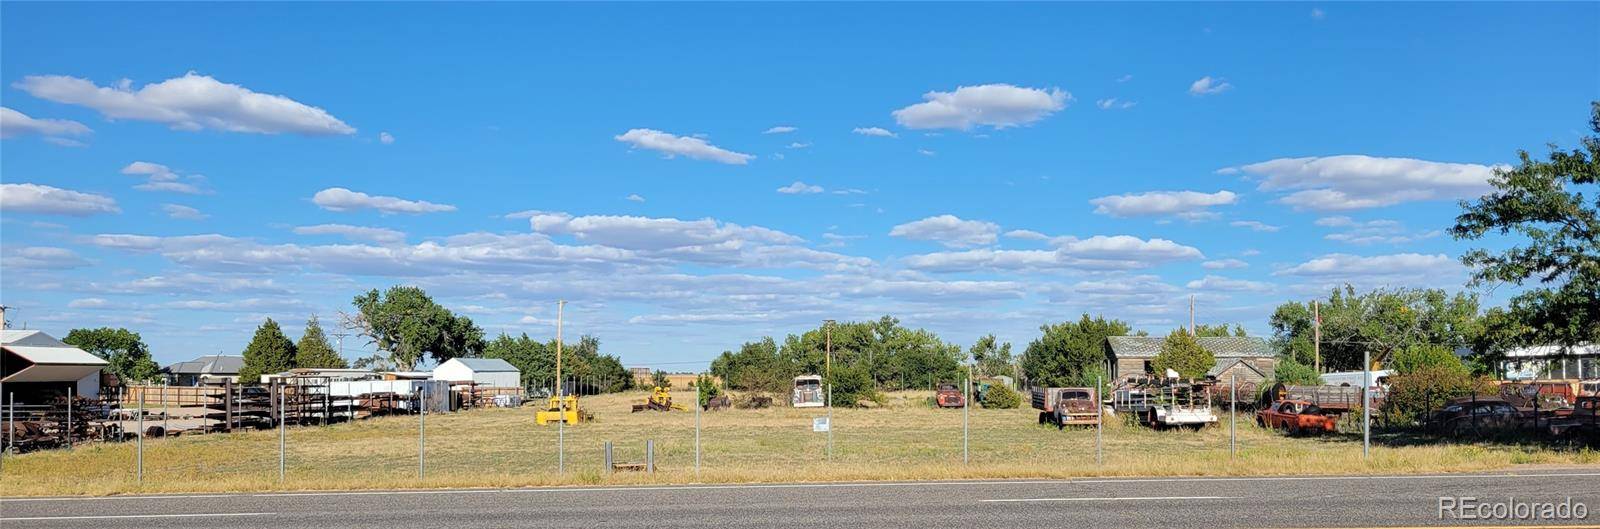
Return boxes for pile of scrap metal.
[702,394,731,411]
[1265,383,1379,414]
[632,387,685,412]
[1113,375,1218,429]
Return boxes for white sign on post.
[812,416,830,432]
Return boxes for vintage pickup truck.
[1031,386,1100,428]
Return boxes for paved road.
[3,470,1598,528]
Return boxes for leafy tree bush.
[63,327,159,383]
[981,383,1021,409]
[1152,329,1214,379]
[294,315,348,369]
[651,370,671,389]
[969,334,1014,378]
[1021,314,1133,387]
[349,286,484,370]
[711,316,964,398]
[828,363,882,407]
[1258,357,1322,401]
[1269,286,1481,371]
[1381,364,1494,426]
[1389,343,1464,375]
[696,373,722,407]
[240,318,296,383]
[482,333,632,393]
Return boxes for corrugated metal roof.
[3,344,108,366]
[1206,358,1267,378]
[164,355,245,375]
[445,358,519,372]
[1106,336,1273,359]
[2,329,69,347]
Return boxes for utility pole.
[1188,295,1196,336]
[332,332,349,357]
[1313,300,1322,373]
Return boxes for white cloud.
[1188,76,1233,96]
[1202,258,1249,270]
[1229,220,1281,232]
[626,194,646,203]
[68,298,112,309]
[1278,253,1457,278]
[1240,155,1503,210]
[888,215,1000,248]
[1116,74,1134,83]
[1186,275,1272,292]
[1,246,90,269]
[0,106,91,139]
[777,181,824,195]
[1089,190,1237,220]
[42,137,87,148]
[1315,216,1439,245]
[787,142,811,149]
[312,187,456,214]
[614,128,754,165]
[1095,98,1136,110]
[903,234,1202,272]
[831,188,867,195]
[1054,235,1204,263]
[892,84,1070,130]
[162,204,208,220]
[14,72,354,135]
[918,149,936,156]
[528,212,802,252]
[293,224,406,244]
[0,183,120,216]
[1311,7,1326,19]
[853,127,897,138]
[121,161,209,195]
[379,132,395,144]
[763,126,797,134]
[1003,229,1050,241]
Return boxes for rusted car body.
[1256,399,1337,435]
[1032,386,1100,428]
[1549,396,1599,438]
[935,383,966,408]
[1426,397,1530,435]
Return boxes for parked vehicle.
[1426,397,1529,435]
[1548,396,1599,438]
[1267,383,1382,412]
[792,375,825,408]
[1113,379,1217,429]
[1031,386,1100,428]
[935,383,965,408]
[1256,400,1337,435]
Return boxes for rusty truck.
[1031,386,1100,428]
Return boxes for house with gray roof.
[163,354,245,386]
[1105,335,1277,380]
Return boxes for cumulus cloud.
[1239,155,1503,210]
[1095,98,1137,110]
[888,215,1000,248]
[1202,258,1249,270]
[312,187,456,214]
[1186,275,1272,292]
[293,224,406,244]
[1089,190,1238,220]
[379,132,395,144]
[891,84,1070,130]
[1277,253,1458,279]
[917,149,936,156]
[527,212,802,252]
[1315,216,1439,245]
[853,127,897,138]
[162,204,207,220]
[1229,220,1281,232]
[777,181,824,195]
[0,183,120,216]
[1003,229,1050,241]
[13,72,354,135]
[614,128,753,165]
[0,106,91,139]
[1054,235,1204,264]
[787,142,811,149]
[763,126,797,134]
[121,161,209,194]
[1188,76,1233,96]
[626,194,646,203]
[1,246,90,269]
[903,235,1202,272]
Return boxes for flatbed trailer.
[1113,380,1217,429]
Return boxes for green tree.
[969,334,1014,378]
[651,370,671,389]
[695,373,722,407]
[239,318,297,383]
[1389,343,1466,375]
[1269,286,1481,371]
[1382,365,1493,426]
[1453,102,1599,364]
[711,337,791,394]
[1193,324,1248,337]
[62,327,159,383]
[293,315,348,369]
[1021,314,1133,387]
[348,286,485,370]
[980,383,1021,409]
[1151,329,1215,379]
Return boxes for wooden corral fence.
[119,385,217,407]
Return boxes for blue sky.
[2,3,1596,369]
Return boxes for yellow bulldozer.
[631,386,685,412]
[535,394,591,425]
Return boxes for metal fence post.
[962,373,969,465]
[826,383,833,461]
[695,387,702,478]
[278,389,286,483]
[162,383,169,438]
[1095,376,1103,466]
[557,382,565,474]
[1229,374,1237,460]
[604,440,613,474]
[418,385,426,479]
[1362,350,1371,460]
[67,387,74,450]
[136,391,144,484]
[646,439,655,474]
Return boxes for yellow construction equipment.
[535,394,588,425]
[631,386,685,412]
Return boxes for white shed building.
[2,329,108,402]
[432,358,521,388]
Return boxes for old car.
[935,383,966,408]
[1031,386,1099,428]
[1256,399,1337,435]
[1426,397,1529,435]
[1549,396,1599,438]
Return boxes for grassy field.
[2,389,1595,496]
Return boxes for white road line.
[7,471,1599,502]
[983,495,1239,503]
[0,512,273,521]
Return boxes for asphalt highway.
[3,470,1598,528]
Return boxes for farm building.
[1486,344,1599,381]
[1,329,108,402]
[1105,335,1276,380]
[433,358,520,388]
[162,354,244,385]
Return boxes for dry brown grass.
[2,389,1594,496]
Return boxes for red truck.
[1256,399,1338,435]
[935,383,966,408]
